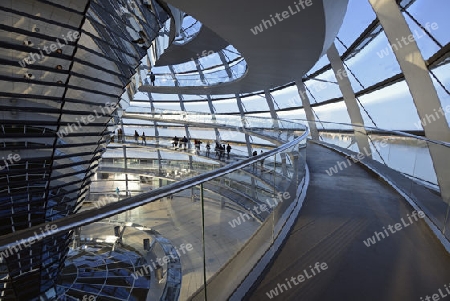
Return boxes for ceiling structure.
[140,0,349,94]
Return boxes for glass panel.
[343,32,402,92]
[430,64,450,123]
[271,85,302,110]
[304,69,343,103]
[336,0,376,47]
[356,80,421,130]
[405,0,450,46]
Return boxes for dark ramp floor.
[248,143,450,301]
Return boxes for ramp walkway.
[248,142,450,301]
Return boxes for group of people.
[134,130,146,145]
[215,143,232,160]
[115,130,266,171]
[172,136,189,150]
[194,139,202,154]
[117,131,257,167]
[170,136,233,159]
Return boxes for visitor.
[215,142,220,158]
[260,150,264,171]
[182,136,188,150]
[134,130,139,143]
[219,144,225,160]
[117,128,122,143]
[206,142,211,157]
[150,72,155,86]
[226,144,231,159]
[195,139,202,154]
[142,132,146,145]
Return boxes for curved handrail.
[122,110,307,131]
[128,108,449,148]
[291,118,450,148]
[0,129,309,251]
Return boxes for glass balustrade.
[301,119,450,244]
[0,126,308,301]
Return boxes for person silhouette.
[206,142,211,157]
[142,132,146,145]
[226,144,232,159]
[150,72,156,86]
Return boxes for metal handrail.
[128,109,449,148]
[122,111,306,131]
[0,129,309,251]
[293,118,450,148]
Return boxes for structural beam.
[264,90,280,129]
[236,95,253,156]
[169,65,193,169]
[236,94,257,199]
[369,0,450,203]
[218,50,234,79]
[327,43,372,158]
[296,81,320,140]
[146,92,162,173]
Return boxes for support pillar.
[194,57,221,141]
[327,44,372,158]
[264,90,280,129]
[369,0,450,202]
[296,81,320,140]
[233,95,257,200]
[218,51,234,79]
[236,95,253,156]
[265,90,288,174]
[122,145,129,197]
